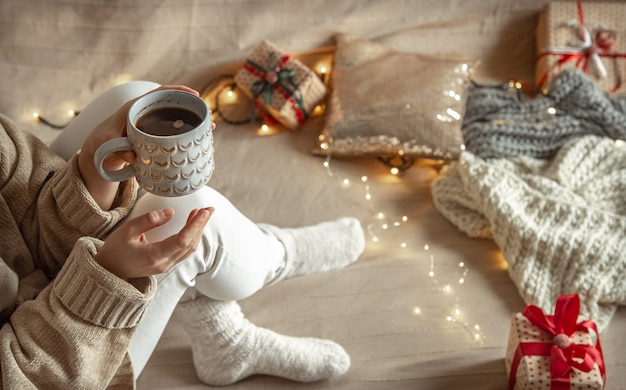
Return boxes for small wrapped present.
[536,1,626,95]
[505,294,605,389]
[234,40,327,130]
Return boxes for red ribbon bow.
[537,1,626,92]
[243,53,307,126]
[508,294,605,390]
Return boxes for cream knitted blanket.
[432,135,626,332]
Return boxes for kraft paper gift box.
[505,294,605,390]
[536,1,626,95]
[234,40,327,130]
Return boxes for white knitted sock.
[260,217,365,283]
[179,297,351,386]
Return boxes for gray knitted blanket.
[432,135,626,332]
[462,69,626,159]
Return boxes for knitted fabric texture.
[462,69,626,159]
[179,297,351,386]
[432,135,626,332]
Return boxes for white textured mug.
[94,89,215,197]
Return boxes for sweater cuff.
[51,154,139,237]
[53,237,156,329]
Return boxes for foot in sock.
[260,217,365,282]
[179,296,351,386]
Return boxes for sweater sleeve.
[34,154,139,274]
[0,113,139,276]
[1,237,156,389]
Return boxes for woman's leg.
[127,186,366,382]
[175,213,365,386]
[129,186,287,301]
[126,185,286,375]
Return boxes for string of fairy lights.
[284,59,485,343]
[31,59,491,345]
[320,143,486,345]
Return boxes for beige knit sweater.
[432,135,626,332]
[0,114,156,389]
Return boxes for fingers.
[186,208,200,223]
[158,207,214,259]
[150,207,213,269]
[121,150,136,165]
[124,208,176,238]
[96,206,213,280]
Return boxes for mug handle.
[93,138,137,182]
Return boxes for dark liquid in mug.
[136,107,203,136]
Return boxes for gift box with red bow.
[234,40,327,130]
[505,294,605,389]
[535,1,626,95]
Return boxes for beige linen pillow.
[316,34,475,161]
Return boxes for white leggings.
[49,81,286,376]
